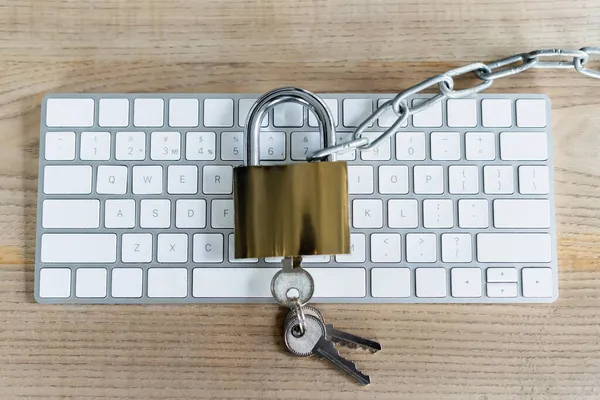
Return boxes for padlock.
[233,87,350,259]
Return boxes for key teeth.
[324,340,371,385]
[329,336,380,353]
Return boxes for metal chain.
[309,46,600,160]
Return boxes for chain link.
[308,46,599,159]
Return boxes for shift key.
[41,234,117,263]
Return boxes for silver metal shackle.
[244,87,337,165]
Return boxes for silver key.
[271,256,314,307]
[284,314,372,385]
[285,307,381,352]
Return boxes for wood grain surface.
[1,1,600,399]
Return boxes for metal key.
[284,314,372,385]
[271,256,314,307]
[285,307,381,353]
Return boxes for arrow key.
[522,268,553,298]
[487,282,518,298]
[451,268,482,298]
[486,267,517,283]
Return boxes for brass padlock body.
[234,161,350,259]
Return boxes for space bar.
[193,268,366,298]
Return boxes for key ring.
[291,297,307,337]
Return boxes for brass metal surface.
[233,161,350,258]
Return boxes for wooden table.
[1,1,600,399]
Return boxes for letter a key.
[284,314,378,385]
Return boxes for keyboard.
[35,93,557,304]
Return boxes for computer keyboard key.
[487,282,518,298]
[522,268,553,298]
[415,268,446,297]
[347,165,374,194]
[122,233,153,263]
[360,132,391,161]
[167,165,198,194]
[519,166,549,195]
[168,98,199,127]
[412,99,442,127]
[465,132,495,161]
[482,99,512,127]
[483,165,514,194]
[486,268,517,283]
[379,165,409,194]
[39,268,71,298]
[133,166,163,194]
[388,199,418,228]
[115,131,146,160]
[493,199,551,229]
[151,131,181,160]
[96,165,127,195]
[309,99,338,127]
[43,165,92,195]
[228,234,258,263]
[274,102,304,127]
[111,268,143,298]
[75,268,107,298]
[221,132,244,161]
[377,99,408,128]
[45,131,75,160]
[99,98,129,127]
[413,165,444,194]
[193,268,277,297]
[140,199,170,228]
[335,133,356,161]
[431,131,461,161]
[307,268,366,298]
[370,233,401,263]
[458,199,489,229]
[80,131,111,161]
[211,199,234,228]
[335,233,366,263]
[186,131,216,161]
[406,234,436,263]
[157,234,188,263]
[396,132,426,160]
[303,255,332,263]
[134,99,164,127]
[42,199,99,229]
[104,199,135,229]
[352,199,383,228]
[423,199,454,228]
[259,131,286,161]
[239,99,268,127]
[447,98,477,127]
[477,233,552,263]
[343,99,372,127]
[175,199,206,229]
[451,268,482,298]
[449,165,479,194]
[193,233,224,263]
[46,98,94,127]
[441,233,472,263]
[203,98,233,127]
[516,99,547,128]
[41,234,117,263]
[371,268,410,298]
[202,165,233,194]
[291,131,320,161]
[500,132,548,161]
[147,268,188,298]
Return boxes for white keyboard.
[35,93,557,304]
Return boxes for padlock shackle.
[245,87,336,165]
